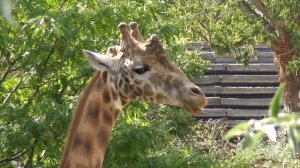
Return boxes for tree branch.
[0,55,23,85]
[23,86,40,110]
[213,0,226,20]
[240,1,275,35]
[42,46,55,71]
[25,139,38,168]
[21,45,55,109]
[0,147,30,163]
[250,0,286,37]
[1,78,23,107]
[59,0,68,10]
[250,0,274,24]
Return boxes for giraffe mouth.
[183,104,205,117]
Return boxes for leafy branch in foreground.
[224,83,300,153]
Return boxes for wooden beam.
[203,108,227,117]
[192,75,221,85]
[201,86,222,94]
[201,51,274,63]
[227,109,268,117]
[221,98,272,106]
[221,86,278,94]
[202,86,278,95]
[207,97,221,105]
[221,75,279,84]
[194,75,279,85]
[210,63,277,72]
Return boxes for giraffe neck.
[60,71,127,168]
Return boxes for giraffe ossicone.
[60,22,207,168]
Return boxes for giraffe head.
[83,22,207,116]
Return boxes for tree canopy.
[0,0,299,167]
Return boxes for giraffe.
[60,22,207,168]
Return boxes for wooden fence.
[190,44,280,126]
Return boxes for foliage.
[287,56,300,75]
[103,104,218,168]
[0,0,17,25]
[0,0,208,167]
[1,0,300,167]
[224,84,300,153]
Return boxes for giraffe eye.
[132,64,150,74]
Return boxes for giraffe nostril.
[191,87,201,95]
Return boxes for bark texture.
[272,36,300,113]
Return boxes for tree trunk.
[272,36,300,113]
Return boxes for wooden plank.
[251,57,274,63]
[221,98,272,106]
[221,87,278,94]
[228,120,248,127]
[256,52,274,57]
[227,109,268,117]
[202,86,278,95]
[192,75,221,85]
[201,52,274,63]
[215,52,273,58]
[214,57,234,63]
[187,42,211,51]
[209,64,226,71]
[257,64,277,72]
[207,97,221,105]
[214,57,273,63]
[187,43,273,52]
[203,108,227,117]
[209,63,277,72]
[226,64,276,72]
[221,75,279,84]
[201,52,215,60]
[254,45,273,52]
[201,86,222,94]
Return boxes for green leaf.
[0,0,17,26]
[223,122,251,140]
[268,83,285,117]
[287,125,300,153]
[241,131,264,149]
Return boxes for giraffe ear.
[82,50,113,71]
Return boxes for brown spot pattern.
[86,100,100,125]
[111,90,118,100]
[75,163,90,168]
[155,93,165,102]
[133,91,141,96]
[102,71,108,84]
[166,75,173,83]
[129,84,134,90]
[134,79,142,84]
[136,87,143,94]
[130,93,137,99]
[102,110,113,125]
[173,78,184,88]
[72,134,92,155]
[118,79,123,88]
[124,77,130,83]
[149,73,163,87]
[114,109,120,118]
[121,98,128,106]
[97,127,110,148]
[143,84,153,96]
[123,84,129,94]
[103,90,111,103]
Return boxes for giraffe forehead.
[124,59,133,66]
[113,46,183,76]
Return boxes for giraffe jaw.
[184,107,206,117]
